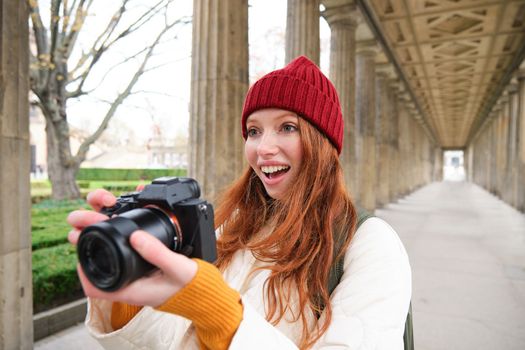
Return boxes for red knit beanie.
[241,55,343,154]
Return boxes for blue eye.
[282,124,298,133]
[247,128,259,137]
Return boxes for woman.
[67,56,411,349]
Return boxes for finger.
[67,210,108,229]
[129,231,197,285]
[129,230,174,271]
[77,262,154,305]
[86,189,116,211]
[68,229,81,245]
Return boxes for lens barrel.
[77,208,178,291]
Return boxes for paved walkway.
[377,181,525,350]
[35,181,525,349]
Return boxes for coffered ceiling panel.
[366,0,525,148]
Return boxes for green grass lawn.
[30,180,147,312]
[32,199,89,250]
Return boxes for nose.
[256,130,279,157]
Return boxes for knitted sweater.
[111,259,242,350]
[84,217,412,349]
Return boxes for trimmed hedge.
[77,168,186,181]
[32,243,83,313]
[32,200,89,312]
[32,200,89,250]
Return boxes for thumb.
[130,230,197,286]
[130,230,172,269]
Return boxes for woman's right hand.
[66,187,199,308]
[67,189,117,245]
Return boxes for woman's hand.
[67,189,198,308]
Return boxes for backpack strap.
[324,208,415,350]
[327,207,373,296]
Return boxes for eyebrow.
[246,112,298,124]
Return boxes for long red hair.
[214,118,357,349]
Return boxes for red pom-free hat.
[241,55,343,154]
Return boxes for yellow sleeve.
[111,302,143,330]
[155,259,243,350]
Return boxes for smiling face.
[244,108,304,200]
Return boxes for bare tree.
[28,0,189,199]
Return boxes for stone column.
[407,103,418,191]
[496,94,510,198]
[517,71,525,212]
[355,43,378,212]
[483,116,495,189]
[189,0,249,200]
[0,1,33,348]
[388,79,400,201]
[434,146,443,182]
[412,117,422,188]
[375,70,390,208]
[466,143,474,182]
[506,80,519,207]
[490,103,502,195]
[322,4,358,198]
[286,0,320,64]
[397,93,411,197]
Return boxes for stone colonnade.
[0,1,446,347]
[0,0,33,349]
[190,0,441,211]
[467,67,525,213]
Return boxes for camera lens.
[77,208,179,291]
[81,230,121,289]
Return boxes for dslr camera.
[77,177,216,292]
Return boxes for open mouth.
[261,165,290,179]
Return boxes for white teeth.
[261,165,289,174]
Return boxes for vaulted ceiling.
[325,0,525,148]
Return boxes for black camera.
[77,177,216,292]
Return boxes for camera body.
[77,177,216,291]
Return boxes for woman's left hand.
[76,229,198,308]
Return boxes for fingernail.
[103,195,114,207]
[132,231,146,249]
[66,210,80,223]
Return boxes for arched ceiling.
[323,0,525,148]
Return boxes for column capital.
[388,78,402,90]
[322,3,359,27]
[401,92,412,102]
[492,101,502,111]
[498,91,509,104]
[507,77,519,93]
[356,40,380,55]
[516,69,525,80]
[393,82,406,96]
[376,63,397,78]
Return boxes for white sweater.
[85,217,412,349]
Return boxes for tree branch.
[28,0,50,91]
[74,19,176,163]
[68,0,166,86]
[61,0,91,60]
[67,45,151,98]
[67,12,189,100]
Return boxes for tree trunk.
[45,118,81,199]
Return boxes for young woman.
[67,55,411,349]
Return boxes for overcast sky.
[65,0,330,145]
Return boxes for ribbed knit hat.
[241,55,343,154]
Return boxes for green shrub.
[102,184,137,193]
[31,180,51,189]
[32,200,89,250]
[77,180,91,189]
[77,168,186,181]
[32,243,82,312]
